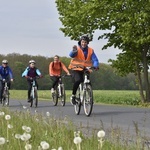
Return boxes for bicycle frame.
[74,67,94,116]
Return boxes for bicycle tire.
[52,87,58,106]
[83,84,93,117]
[30,88,34,107]
[34,87,38,107]
[60,85,66,106]
[74,86,81,115]
[2,90,9,106]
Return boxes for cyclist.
[0,59,14,103]
[49,55,70,93]
[22,60,42,102]
[68,34,99,105]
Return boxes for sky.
[0,0,120,63]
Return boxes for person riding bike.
[22,60,42,102]
[68,34,99,105]
[49,55,70,93]
[0,59,14,102]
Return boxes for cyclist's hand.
[72,45,77,52]
[94,67,99,71]
[67,72,71,76]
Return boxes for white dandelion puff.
[58,147,63,150]
[23,106,27,109]
[8,124,13,129]
[22,125,27,131]
[0,137,5,145]
[46,112,50,117]
[40,141,50,150]
[15,134,21,139]
[73,137,82,144]
[5,115,11,120]
[25,143,32,150]
[97,130,105,138]
[21,133,31,141]
[25,127,31,133]
[0,111,5,116]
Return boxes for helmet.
[78,34,90,45]
[2,59,8,64]
[29,60,36,64]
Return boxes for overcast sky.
[0,0,120,63]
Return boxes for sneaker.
[51,88,55,94]
[70,95,76,105]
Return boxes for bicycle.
[74,67,94,117]
[1,79,10,106]
[52,75,68,106]
[29,77,38,107]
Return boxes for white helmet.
[2,59,8,64]
[29,60,36,64]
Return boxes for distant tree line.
[0,53,139,90]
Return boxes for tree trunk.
[135,61,145,103]
[142,46,150,102]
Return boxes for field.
[9,90,144,106]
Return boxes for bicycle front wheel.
[74,85,81,115]
[83,84,93,117]
[34,87,38,107]
[52,88,58,106]
[60,85,66,106]
[2,90,9,106]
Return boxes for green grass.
[9,90,148,106]
[0,108,146,150]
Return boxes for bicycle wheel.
[52,87,58,106]
[30,88,34,107]
[83,84,93,117]
[60,85,66,106]
[2,90,9,106]
[74,85,81,115]
[34,87,38,107]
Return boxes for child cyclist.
[22,60,42,102]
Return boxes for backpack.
[52,62,62,68]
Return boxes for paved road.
[1,99,150,139]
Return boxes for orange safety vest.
[68,47,93,71]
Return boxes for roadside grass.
[9,90,150,107]
[0,108,148,150]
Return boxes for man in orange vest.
[68,34,99,105]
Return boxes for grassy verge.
[0,108,147,150]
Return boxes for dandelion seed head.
[15,134,21,139]
[97,130,105,138]
[25,127,31,133]
[5,115,11,120]
[46,112,50,117]
[73,137,82,144]
[22,125,27,130]
[0,137,5,145]
[21,133,31,141]
[23,106,27,109]
[58,147,63,150]
[0,111,5,116]
[8,124,13,129]
[25,143,32,150]
[40,141,50,150]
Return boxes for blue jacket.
[69,46,99,68]
[22,67,42,77]
[0,66,13,80]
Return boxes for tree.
[55,0,150,102]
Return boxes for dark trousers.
[50,76,60,89]
[71,70,84,95]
